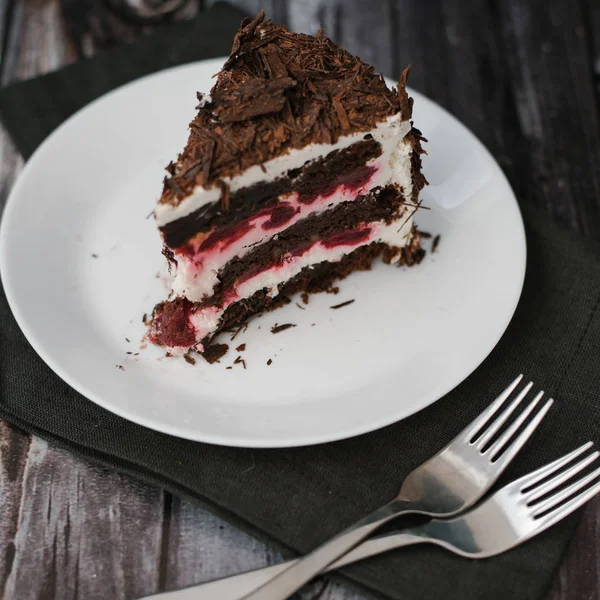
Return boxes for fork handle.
[142,530,426,600]
[239,499,416,600]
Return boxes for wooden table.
[0,1,598,598]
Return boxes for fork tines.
[515,442,600,525]
[465,375,554,466]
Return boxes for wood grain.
[0,1,599,599]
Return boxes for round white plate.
[0,59,525,448]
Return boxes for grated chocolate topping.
[160,11,412,207]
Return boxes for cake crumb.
[301,293,309,304]
[432,234,441,253]
[236,343,246,352]
[296,303,305,310]
[326,286,339,295]
[202,343,229,364]
[330,299,355,310]
[116,364,124,371]
[91,253,99,258]
[271,323,296,334]
[184,353,196,366]
[267,359,272,366]
[165,352,173,358]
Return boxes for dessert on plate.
[149,11,427,354]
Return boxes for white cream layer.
[155,114,411,226]
[171,136,415,303]
[181,215,415,352]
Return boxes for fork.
[169,442,598,600]
[239,374,553,599]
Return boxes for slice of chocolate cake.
[149,11,427,354]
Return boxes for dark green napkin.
[1,4,600,600]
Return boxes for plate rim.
[0,58,526,447]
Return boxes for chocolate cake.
[149,11,428,354]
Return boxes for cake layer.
[155,115,411,228]
[149,232,422,353]
[159,137,383,248]
[166,129,425,304]
[195,186,409,307]
[149,212,418,353]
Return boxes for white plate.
[0,59,525,448]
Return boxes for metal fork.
[171,442,598,600]
[239,374,553,599]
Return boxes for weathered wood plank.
[1,0,77,85]
[0,423,30,592]
[546,497,600,600]
[498,0,600,236]
[162,496,364,599]
[1,437,165,600]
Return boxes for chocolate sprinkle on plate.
[202,343,229,364]
[267,359,273,366]
[432,234,441,253]
[91,253,99,258]
[330,299,355,309]
[296,303,305,310]
[271,323,296,334]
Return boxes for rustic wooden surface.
[0,0,599,598]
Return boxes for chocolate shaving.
[330,299,355,309]
[218,180,231,211]
[202,343,229,364]
[271,323,296,334]
[160,12,412,205]
[233,356,247,369]
[236,343,246,352]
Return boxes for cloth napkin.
[1,3,600,599]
